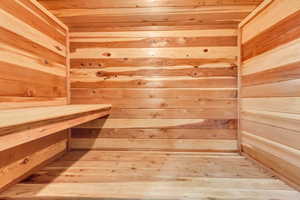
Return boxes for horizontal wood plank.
[71,88,237,98]
[242,61,300,87]
[241,120,300,150]
[71,47,237,59]
[71,76,237,88]
[241,110,300,132]
[242,38,300,76]
[71,98,237,109]
[109,108,237,119]
[0,61,66,98]
[241,79,300,98]
[72,128,237,139]
[71,138,237,152]
[70,29,237,38]
[75,118,237,129]
[71,58,236,68]
[71,36,237,48]
[71,65,237,77]
[241,97,300,114]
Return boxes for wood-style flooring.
[1,150,299,199]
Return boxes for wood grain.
[0,0,69,193]
[71,98,236,109]
[69,23,238,152]
[70,138,237,152]
[38,1,263,9]
[0,0,68,109]
[240,0,300,189]
[75,118,237,129]
[37,1,261,29]
[2,150,299,199]
[71,88,237,98]
[109,108,237,119]
[0,131,68,191]
[71,58,236,68]
[242,10,300,61]
[72,128,237,139]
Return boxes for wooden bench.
[0,104,111,152]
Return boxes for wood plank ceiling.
[38,0,263,31]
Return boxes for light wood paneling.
[38,0,264,9]
[0,0,68,109]
[38,0,262,31]
[0,0,69,192]
[240,0,300,190]
[69,24,238,152]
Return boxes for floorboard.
[0,150,299,200]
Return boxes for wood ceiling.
[38,0,263,31]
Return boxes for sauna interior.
[0,0,300,199]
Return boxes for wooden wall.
[0,0,68,192]
[0,0,69,109]
[239,0,300,189]
[38,0,262,32]
[37,0,263,153]
[70,27,238,152]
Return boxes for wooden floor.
[1,151,299,200]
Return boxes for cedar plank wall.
[0,0,68,192]
[69,28,239,152]
[36,0,263,152]
[0,0,68,109]
[240,0,300,189]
